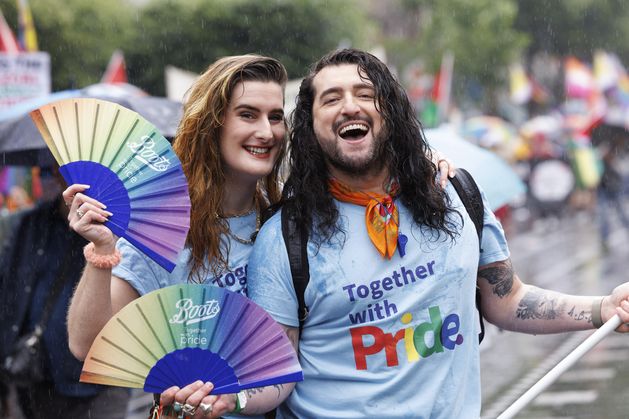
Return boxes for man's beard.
[320,125,389,177]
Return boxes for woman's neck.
[221,178,257,217]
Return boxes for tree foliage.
[126,0,373,95]
[515,0,629,64]
[2,0,373,95]
[2,0,134,90]
[383,0,528,91]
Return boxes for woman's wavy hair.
[284,48,457,242]
[173,55,288,281]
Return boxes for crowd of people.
[2,49,629,419]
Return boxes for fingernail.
[104,211,113,216]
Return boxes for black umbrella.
[0,84,183,166]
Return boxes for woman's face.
[219,80,285,185]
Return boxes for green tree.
[515,0,629,64]
[126,0,374,95]
[2,0,135,90]
[2,0,374,95]
[381,0,528,111]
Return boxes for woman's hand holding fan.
[31,98,191,271]
[79,285,303,414]
[64,184,118,252]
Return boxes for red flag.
[430,52,454,125]
[101,49,128,83]
[0,9,20,53]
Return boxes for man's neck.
[328,165,391,194]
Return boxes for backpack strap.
[280,203,310,335]
[449,168,486,343]
[449,168,483,247]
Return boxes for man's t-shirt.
[113,211,257,296]
[248,185,510,418]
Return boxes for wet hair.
[284,48,457,242]
[173,55,288,281]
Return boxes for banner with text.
[0,52,50,110]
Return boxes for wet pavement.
[480,209,629,419]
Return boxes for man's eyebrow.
[318,83,375,99]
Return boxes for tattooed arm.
[477,259,629,334]
[237,324,299,415]
[159,325,299,418]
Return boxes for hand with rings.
[62,184,116,248]
[160,381,242,418]
[160,381,221,418]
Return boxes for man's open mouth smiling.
[338,122,370,140]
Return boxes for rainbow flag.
[16,0,38,51]
[565,57,596,99]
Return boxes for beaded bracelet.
[591,297,604,328]
[83,242,122,269]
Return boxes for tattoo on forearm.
[516,290,561,320]
[479,260,514,298]
[568,306,592,323]
[245,384,284,399]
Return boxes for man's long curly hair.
[284,48,457,242]
[173,55,287,282]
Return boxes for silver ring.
[182,403,196,416]
[76,208,85,218]
[173,401,183,412]
[199,402,213,416]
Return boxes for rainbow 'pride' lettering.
[350,306,463,370]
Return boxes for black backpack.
[277,168,486,343]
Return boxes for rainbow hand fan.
[80,284,303,394]
[30,98,190,272]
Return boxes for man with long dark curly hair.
[246,49,629,418]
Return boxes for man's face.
[311,64,386,177]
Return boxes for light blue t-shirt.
[247,185,510,419]
[113,211,258,296]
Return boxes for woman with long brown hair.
[65,54,289,417]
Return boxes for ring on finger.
[76,208,85,218]
[199,402,213,416]
[182,403,196,416]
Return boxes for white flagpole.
[497,314,623,419]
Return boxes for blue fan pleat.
[144,348,238,394]
[60,161,131,235]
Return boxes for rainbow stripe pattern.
[30,98,190,271]
[80,284,303,394]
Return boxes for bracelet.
[592,297,604,328]
[232,390,246,414]
[83,242,122,269]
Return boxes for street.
[480,207,629,419]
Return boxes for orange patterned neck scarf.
[328,178,399,259]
